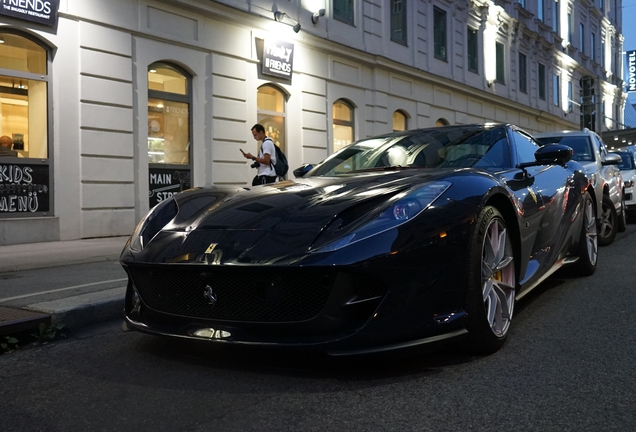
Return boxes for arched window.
[147,63,190,165]
[257,85,286,152]
[0,31,49,159]
[435,118,450,126]
[147,62,191,207]
[333,99,354,152]
[393,110,408,131]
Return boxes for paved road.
[1,228,635,431]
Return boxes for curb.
[24,287,126,329]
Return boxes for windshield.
[307,125,510,177]
[536,136,594,162]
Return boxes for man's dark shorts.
[252,175,277,186]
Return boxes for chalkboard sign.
[0,163,50,213]
[149,167,191,208]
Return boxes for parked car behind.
[535,129,626,246]
[610,148,636,223]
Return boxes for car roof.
[533,129,597,138]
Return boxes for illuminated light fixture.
[149,69,157,73]
[311,9,325,25]
[0,37,4,44]
[274,10,301,33]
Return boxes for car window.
[512,131,540,164]
[593,134,608,157]
[536,136,594,162]
[613,152,634,170]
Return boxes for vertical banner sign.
[0,163,50,213]
[628,50,636,93]
[262,40,295,79]
[0,0,59,26]
[149,167,191,208]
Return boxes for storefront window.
[147,64,189,164]
[333,100,354,152]
[257,85,286,152]
[0,31,51,216]
[0,33,48,159]
[147,63,191,208]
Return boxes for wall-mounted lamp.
[312,9,325,25]
[274,10,301,33]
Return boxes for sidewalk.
[0,236,129,336]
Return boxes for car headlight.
[311,181,451,253]
[129,198,179,251]
[625,180,634,188]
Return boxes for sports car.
[120,124,597,355]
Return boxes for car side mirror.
[293,163,314,178]
[519,144,573,169]
[602,153,622,166]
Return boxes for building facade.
[0,0,626,245]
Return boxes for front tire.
[571,191,598,276]
[617,195,627,233]
[598,194,617,246]
[464,206,516,354]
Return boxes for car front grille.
[127,266,339,323]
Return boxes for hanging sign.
[0,0,59,27]
[262,40,294,79]
[628,50,636,93]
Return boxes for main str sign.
[0,0,58,26]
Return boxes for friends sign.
[1,0,58,26]
[262,40,294,79]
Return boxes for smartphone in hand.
[240,148,246,155]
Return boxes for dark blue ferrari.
[120,124,597,355]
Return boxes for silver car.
[611,148,636,223]
[535,129,626,246]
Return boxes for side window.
[512,131,540,164]
[257,85,287,153]
[333,99,354,152]
[593,135,607,157]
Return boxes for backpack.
[270,143,289,178]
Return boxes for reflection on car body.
[121,124,598,356]
[535,129,626,246]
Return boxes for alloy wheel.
[481,218,516,337]
[583,198,598,265]
[599,201,615,239]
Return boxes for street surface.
[1,227,636,431]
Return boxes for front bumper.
[121,262,469,355]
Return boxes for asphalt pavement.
[0,236,129,335]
